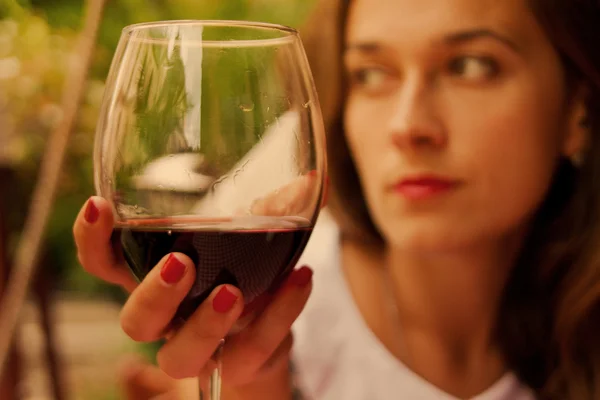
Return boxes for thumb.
[150,379,200,400]
[150,393,183,400]
[118,355,179,400]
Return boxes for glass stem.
[199,339,225,400]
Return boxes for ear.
[562,84,590,162]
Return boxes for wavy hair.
[300,0,600,398]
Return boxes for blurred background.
[0,0,316,398]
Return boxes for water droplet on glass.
[239,102,254,112]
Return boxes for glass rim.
[122,19,299,46]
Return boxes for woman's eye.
[349,67,392,91]
[447,56,499,81]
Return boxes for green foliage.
[0,5,317,400]
[134,39,190,159]
[0,2,316,397]
[1,0,317,294]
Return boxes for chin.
[382,220,478,254]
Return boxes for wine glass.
[93,20,326,399]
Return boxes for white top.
[292,211,536,400]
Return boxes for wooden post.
[0,0,108,384]
[0,167,22,400]
[34,263,66,400]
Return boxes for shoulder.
[295,209,344,320]
[291,210,351,396]
[292,208,345,334]
[298,209,340,268]
[473,373,537,400]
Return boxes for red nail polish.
[289,266,313,287]
[213,286,238,313]
[307,170,318,177]
[84,198,99,224]
[160,254,187,285]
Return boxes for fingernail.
[289,266,313,287]
[84,198,99,224]
[160,254,187,285]
[213,286,238,313]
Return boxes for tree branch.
[0,0,107,374]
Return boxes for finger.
[259,333,294,377]
[118,355,178,400]
[222,266,313,382]
[150,393,183,400]
[220,351,294,399]
[73,196,138,291]
[251,173,319,217]
[120,253,196,342]
[157,285,244,379]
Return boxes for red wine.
[113,216,313,321]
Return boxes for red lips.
[393,175,459,200]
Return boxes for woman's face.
[343,0,586,252]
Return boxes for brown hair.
[300,0,600,398]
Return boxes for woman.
[73,0,600,398]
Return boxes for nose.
[388,76,446,150]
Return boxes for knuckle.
[135,287,160,311]
[121,301,165,342]
[270,297,302,323]
[246,335,275,363]
[188,319,223,343]
[120,314,144,342]
[77,252,96,274]
[120,310,153,342]
[157,349,195,380]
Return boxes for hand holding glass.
[94,20,326,399]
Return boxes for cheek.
[443,81,566,240]
[343,98,389,206]
[468,143,557,238]
[341,72,568,251]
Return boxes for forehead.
[346,0,541,48]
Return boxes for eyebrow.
[344,42,383,54]
[345,28,521,55]
[443,28,520,52]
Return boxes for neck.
[341,235,524,397]
[387,240,519,347]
